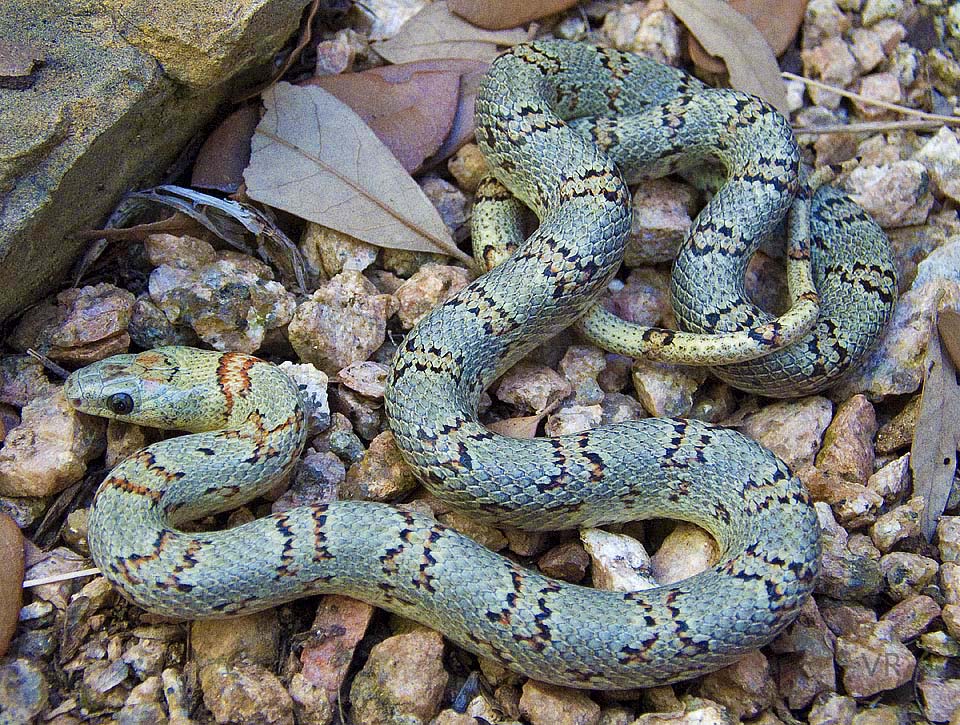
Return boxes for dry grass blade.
[665,0,788,114]
[912,305,960,541]
[22,567,100,588]
[245,83,471,264]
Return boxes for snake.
[63,39,901,689]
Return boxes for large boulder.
[0,0,310,322]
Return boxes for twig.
[26,348,70,380]
[782,71,960,125]
[793,119,954,135]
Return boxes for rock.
[914,127,960,204]
[432,694,508,725]
[943,604,960,640]
[938,517,960,563]
[870,496,924,551]
[650,523,717,585]
[447,143,488,193]
[601,268,672,330]
[879,594,940,641]
[349,629,448,725]
[835,621,915,697]
[816,395,877,483]
[849,26,885,72]
[739,396,833,471]
[631,362,702,417]
[801,466,884,527]
[623,179,697,266]
[337,361,389,400]
[867,453,910,499]
[289,271,397,374]
[117,675,166,725]
[808,693,856,725]
[200,662,294,725]
[919,630,960,657]
[632,697,730,724]
[274,449,344,513]
[394,265,471,329]
[545,404,603,436]
[331,386,382,440]
[802,37,857,108]
[919,678,960,723]
[495,362,572,413]
[300,224,378,283]
[0,0,309,322]
[845,161,934,228]
[600,391,647,424]
[803,0,850,49]
[192,610,280,668]
[10,284,136,364]
[436,509,508,551]
[852,705,908,725]
[80,659,131,710]
[290,596,375,725]
[837,241,960,398]
[862,0,904,25]
[343,431,417,501]
[580,528,658,592]
[518,680,600,725]
[852,73,901,120]
[944,562,960,604]
[0,389,105,497]
[697,650,775,720]
[420,175,470,240]
[277,361,331,436]
[148,257,295,353]
[559,346,607,406]
[602,2,681,64]
[879,552,939,600]
[538,541,591,583]
[769,598,836,709]
[0,657,49,723]
[815,503,883,599]
[128,294,200,349]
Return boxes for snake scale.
[64,40,899,689]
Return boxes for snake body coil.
[61,40,903,689]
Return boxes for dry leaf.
[449,0,578,30]
[307,60,487,172]
[487,414,543,439]
[0,513,24,657]
[373,0,528,64]
[666,0,789,114]
[912,305,960,541]
[192,105,260,192]
[688,0,807,74]
[245,82,470,263]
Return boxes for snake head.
[64,347,212,431]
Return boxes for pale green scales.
[65,41,896,689]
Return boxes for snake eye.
[107,392,135,415]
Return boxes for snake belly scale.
[62,40,848,689]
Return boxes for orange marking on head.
[216,353,258,417]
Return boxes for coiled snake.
[66,41,896,689]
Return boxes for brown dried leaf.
[308,65,460,173]
[666,0,789,114]
[245,82,470,263]
[373,0,528,64]
[487,414,542,439]
[192,105,260,192]
[912,305,960,541]
[449,0,578,30]
[688,0,807,73]
[0,513,24,657]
